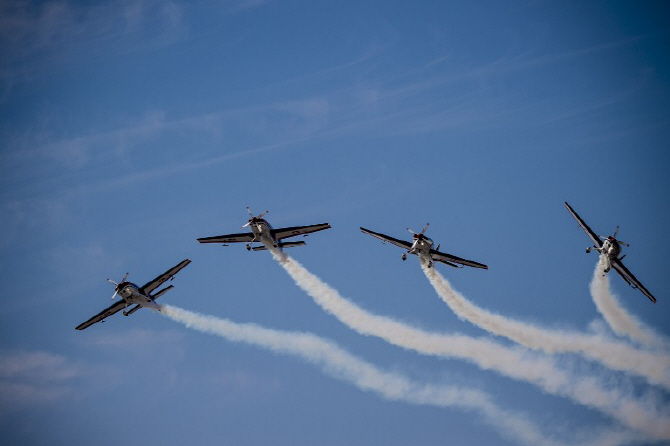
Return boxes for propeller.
[407,223,430,237]
[612,228,629,246]
[598,226,629,247]
[107,273,129,299]
[242,207,269,228]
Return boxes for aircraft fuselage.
[406,234,435,266]
[115,282,160,311]
[247,218,279,249]
[589,237,622,272]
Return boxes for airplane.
[360,224,488,269]
[75,259,191,330]
[197,208,331,251]
[564,202,656,303]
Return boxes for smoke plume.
[420,261,670,389]
[160,304,595,446]
[589,257,668,349]
[268,249,670,440]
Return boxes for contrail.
[267,249,670,440]
[159,304,636,446]
[590,257,668,349]
[421,262,670,390]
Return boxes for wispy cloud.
[0,0,187,91]
[0,350,82,409]
[1,97,333,199]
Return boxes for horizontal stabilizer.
[151,285,174,300]
[251,241,307,251]
[433,258,460,268]
[123,304,142,316]
[278,241,306,248]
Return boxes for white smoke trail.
[421,262,670,390]
[590,257,668,349]
[160,304,635,446]
[268,249,670,440]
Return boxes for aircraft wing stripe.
[140,259,191,295]
[197,232,255,244]
[611,259,656,303]
[564,202,602,248]
[75,300,127,330]
[430,250,488,269]
[360,227,412,249]
[273,223,331,240]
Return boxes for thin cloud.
[0,350,81,409]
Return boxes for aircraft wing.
[430,249,488,269]
[360,227,412,250]
[611,258,657,303]
[273,223,331,241]
[564,202,602,248]
[197,232,255,244]
[75,300,127,330]
[140,259,191,295]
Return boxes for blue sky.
[1,1,669,445]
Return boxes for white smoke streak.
[421,262,670,390]
[268,249,670,440]
[590,257,668,349]
[160,304,635,446]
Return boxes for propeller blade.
[420,223,430,235]
[258,210,269,219]
[618,241,629,247]
[246,207,254,217]
[121,272,129,282]
[407,227,416,235]
[107,278,118,285]
[241,221,251,228]
[613,226,620,238]
[111,290,118,300]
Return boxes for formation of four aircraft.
[75,203,657,330]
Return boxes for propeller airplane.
[75,259,191,330]
[360,224,488,270]
[564,202,656,303]
[197,208,331,251]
